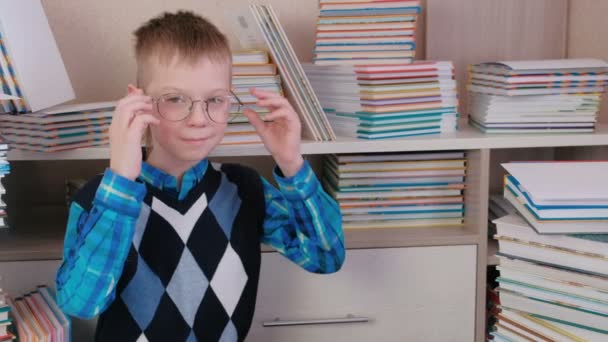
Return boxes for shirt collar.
[139,159,209,200]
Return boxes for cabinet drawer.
[248,245,477,342]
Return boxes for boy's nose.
[187,101,209,126]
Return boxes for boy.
[55,11,345,342]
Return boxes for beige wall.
[41,0,322,102]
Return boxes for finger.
[242,108,266,134]
[118,102,154,127]
[262,110,290,122]
[127,84,145,96]
[129,113,160,137]
[250,87,283,99]
[257,97,290,109]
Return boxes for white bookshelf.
[3,122,608,342]
[8,123,608,160]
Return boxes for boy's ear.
[127,84,140,95]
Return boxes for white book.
[502,161,608,202]
[0,0,74,112]
[497,256,608,291]
[498,290,608,333]
[496,236,608,276]
[497,266,608,303]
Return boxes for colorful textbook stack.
[322,151,466,229]
[0,286,15,341]
[0,0,115,152]
[468,59,608,134]
[4,286,70,342]
[303,61,459,139]
[0,102,114,152]
[224,50,284,145]
[0,137,9,229]
[490,161,608,341]
[230,4,336,141]
[312,0,421,65]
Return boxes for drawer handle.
[263,314,370,327]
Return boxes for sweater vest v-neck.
[83,163,265,342]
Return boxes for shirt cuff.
[273,160,319,201]
[93,168,147,217]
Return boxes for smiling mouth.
[182,137,208,143]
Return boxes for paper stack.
[222,50,282,145]
[230,4,336,141]
[0,285,15,341]
[489,161,608,340]
[5,286,71,342]
[0,0,74,113]
[322,151,466,229]
[304,61,459,139]
[468,59,608,134]
[0,102,114,152]
[312,0,421,65]
[0,137,8,229]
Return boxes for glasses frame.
[152,90,244,124]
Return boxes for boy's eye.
[208,96,226,104]
[164,95,187,104]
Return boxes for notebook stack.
[230,4,336,141]
[490,161,608,341]
[0,0,74,114]
[223,50,282,145]
[468,59,608,134]
[0,137,8,229]
[312,0,421,65]
[5,286,70,342]
[322,151,466,229]
[0,102,114,152]
[303,61,459,139]
[0,287,15,341]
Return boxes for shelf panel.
[487,238,499,266]
[7,123,608,160]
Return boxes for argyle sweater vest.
[76,163,265,342]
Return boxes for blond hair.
[133,11,232,153]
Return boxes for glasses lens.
[158,94,191,121]
[207,95,237,124]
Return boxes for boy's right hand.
[109,85,160,180]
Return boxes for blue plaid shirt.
[56,159,344,319]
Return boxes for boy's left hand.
[243,88,304,177]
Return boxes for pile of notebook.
[0,0,118,153]
[230,4,335,141]
[468,59,608,134]
[312,0,421,65]
[303,61,459,139]
[3,285,70,342]
[0,286,15,341]
[0,138,8,229]
[322,151,466,229]
[0,102,114,152]
[222,50,281,145]
[490,161,608,340]
[0,0,74,114]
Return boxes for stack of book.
[468,59,608,134]
[0,102,114,152]
[322,151,466,229]
[5,285,70,342]
[312,0,421,65]
[303,61,459,139]
[490,161,608,340]
[0,0,74,113]
[0,137,8,229]
[0,286,15,341]
[223,50,283,145]
[230,4,336,141]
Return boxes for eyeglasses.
[152,91,244,124]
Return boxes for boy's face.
[143,54,231,167]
